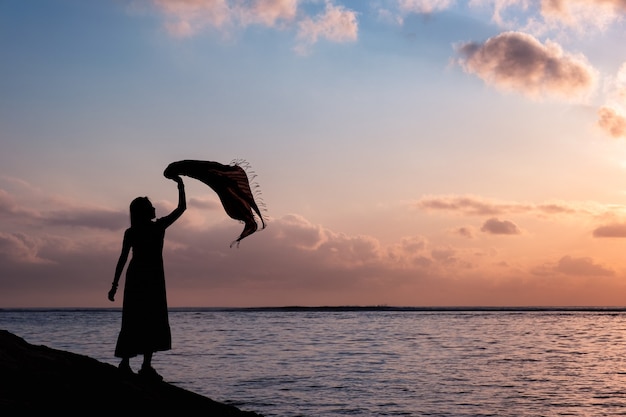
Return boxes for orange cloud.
[241,0,298,26]
[3,176,626,307]
[452,226,476,238]
[480,218,521,235]
[455,31,597,101]
[2,204,625,307]
[152,0,233,37]
[417,194,529,216]
[555,255,614,276]
[148,0,358,51]
[593,223,626,238]
[532,255,615,277]
[597,106,626,138]
[153,0,299,35]
[597,63,626,138]
[415,194,596,217]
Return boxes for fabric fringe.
[230,158,269,230]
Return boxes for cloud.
[417,194,530,216]
[0,184,128,231]
[593,223,626,238]
[470,0,626,35]
[0,202,493,307]
[188,196,222,210]
[597,63,626,138]
[152,0,234,37]
[3,199,126,231]
[414,194,601,217]
[377,0,625,37]
[375,0,457,25]
[554,255,614,276]
[295,2,358,54]
[598,106,626,138]
[397,0,455,14]
[452,226,476,238]
[531,255,615,277]
[2,200,624,306]
[0,178,238,235]
[0,232,54,265]
[240,0,298,26]
[455,31,598,101]
[147,0,358,51]
[150,0,300,36]
[2,179,625,307]
[43,209,127,231]
[0,188,44,221]
[536,0,626,33]
[481,217,521,235]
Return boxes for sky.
[3,0,626,308]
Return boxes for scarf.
[164,159,266,247]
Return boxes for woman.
[108,175,186,380]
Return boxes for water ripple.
[4,310,626,416]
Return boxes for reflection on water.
[3,309,626,416]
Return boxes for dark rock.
[0,329,263,416]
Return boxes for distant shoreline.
[3,306,626,312]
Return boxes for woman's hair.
[129,197,153,227]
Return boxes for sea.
[3,307,626,417]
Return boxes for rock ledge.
[0,329,263,416]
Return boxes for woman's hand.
[108,285,117,302]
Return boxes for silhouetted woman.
[108,175,186,380]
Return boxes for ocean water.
[3,308,626,416]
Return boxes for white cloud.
[470,0,626,35]
[536,0,625,33]
[295,2,358,54]
[397,0,455,14]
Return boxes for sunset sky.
[3,0,626,308]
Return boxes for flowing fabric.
[164,160,266,247]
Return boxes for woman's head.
[130,197,155,226]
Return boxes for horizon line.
[3,305,626,312]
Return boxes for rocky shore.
[0,329,263,416]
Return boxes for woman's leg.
[118,357,132,374]
[141,352,153,370]
[139,352,163,381]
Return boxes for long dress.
[114,218,172,358]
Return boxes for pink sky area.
[4,175,626,308]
